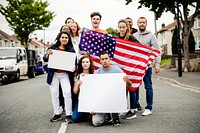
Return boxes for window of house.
[194,17,200,29]
[195,37,200,50]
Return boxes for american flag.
[79,28,160,91]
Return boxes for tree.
[106,27,118,36]
[171,26,178,55]
[189,30,195,53]
[172,27,195,54]
[0,0,55,47]
[125,0,200,72]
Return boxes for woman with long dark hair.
[43,31,75,123]
[72,54,94,122]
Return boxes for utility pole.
[154,12,158,38]
[43,29,45,54]
[177,0,182,77]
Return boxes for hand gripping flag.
[79,28,160,91]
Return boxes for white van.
[0,47,36,82]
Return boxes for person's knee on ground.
[72,114,81,123]
[92,113,105,126]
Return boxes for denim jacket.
[43,45,76,87]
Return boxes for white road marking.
[57,122,68,133]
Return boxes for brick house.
[156,15,200,56]
[0,29,49,54]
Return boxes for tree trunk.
[183,31,190,72]
[182,1,191,72]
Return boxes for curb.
[153,75,200,94]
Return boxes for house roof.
[157,13,200,34]
[0,34,7,40]
[0,29,20,43]
[156,21,178,34]
[30,39,45,47]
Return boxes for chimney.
[161,23,165,29]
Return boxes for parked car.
[35,54,46,75]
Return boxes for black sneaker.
[113,118,122,126]
[123,110,137,119]
[65,115,73,124]
[103,114,113,125]
[50,114,62,122]
[137,103,142,111]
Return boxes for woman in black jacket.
[116,19,139,120]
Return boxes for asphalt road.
[0,74,199,133]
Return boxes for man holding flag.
[133,17,161,116]
[90,11,107,34]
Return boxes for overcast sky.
[0,0,195,43]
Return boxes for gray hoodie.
[133,30,161,67]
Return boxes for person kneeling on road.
[91,52,132,126]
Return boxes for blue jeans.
[136,67,153,110]
[143,67,153,110]
[129,91,137,109]
[72,102,83,122]
[135,87,140,108]
[72,101,90,122]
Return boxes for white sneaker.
[142,109,152,116]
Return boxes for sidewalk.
[152,68,200,93]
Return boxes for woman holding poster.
[72,54,94,122]
[43,31,75,123]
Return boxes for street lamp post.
[176,0,182,77]
[43,29,45,54]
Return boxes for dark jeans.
[72,102,90,122]
[129,91,137,109]
[135,87,140,108]
[143,67,153,110]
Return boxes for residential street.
[0,73,199,133]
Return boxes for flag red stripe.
[113,57,147,71]
[116,42,151,57]
[79,29,160,91]
[114,50,150,66]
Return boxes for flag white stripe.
[115,47,150,60]
[114,54,149,67]
[113,62,146,74]
[127,75,144,80]
[117,41,151,52]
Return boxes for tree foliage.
[125,0,199,19]
[189,30,195,53]
[171,26,178,55]
[106,27,118,36]
[125,0,200,71]
[172,26,195,54]
[0,0,55,47]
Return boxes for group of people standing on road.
[43,11,161,127]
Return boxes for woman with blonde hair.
[70,21,81,60]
